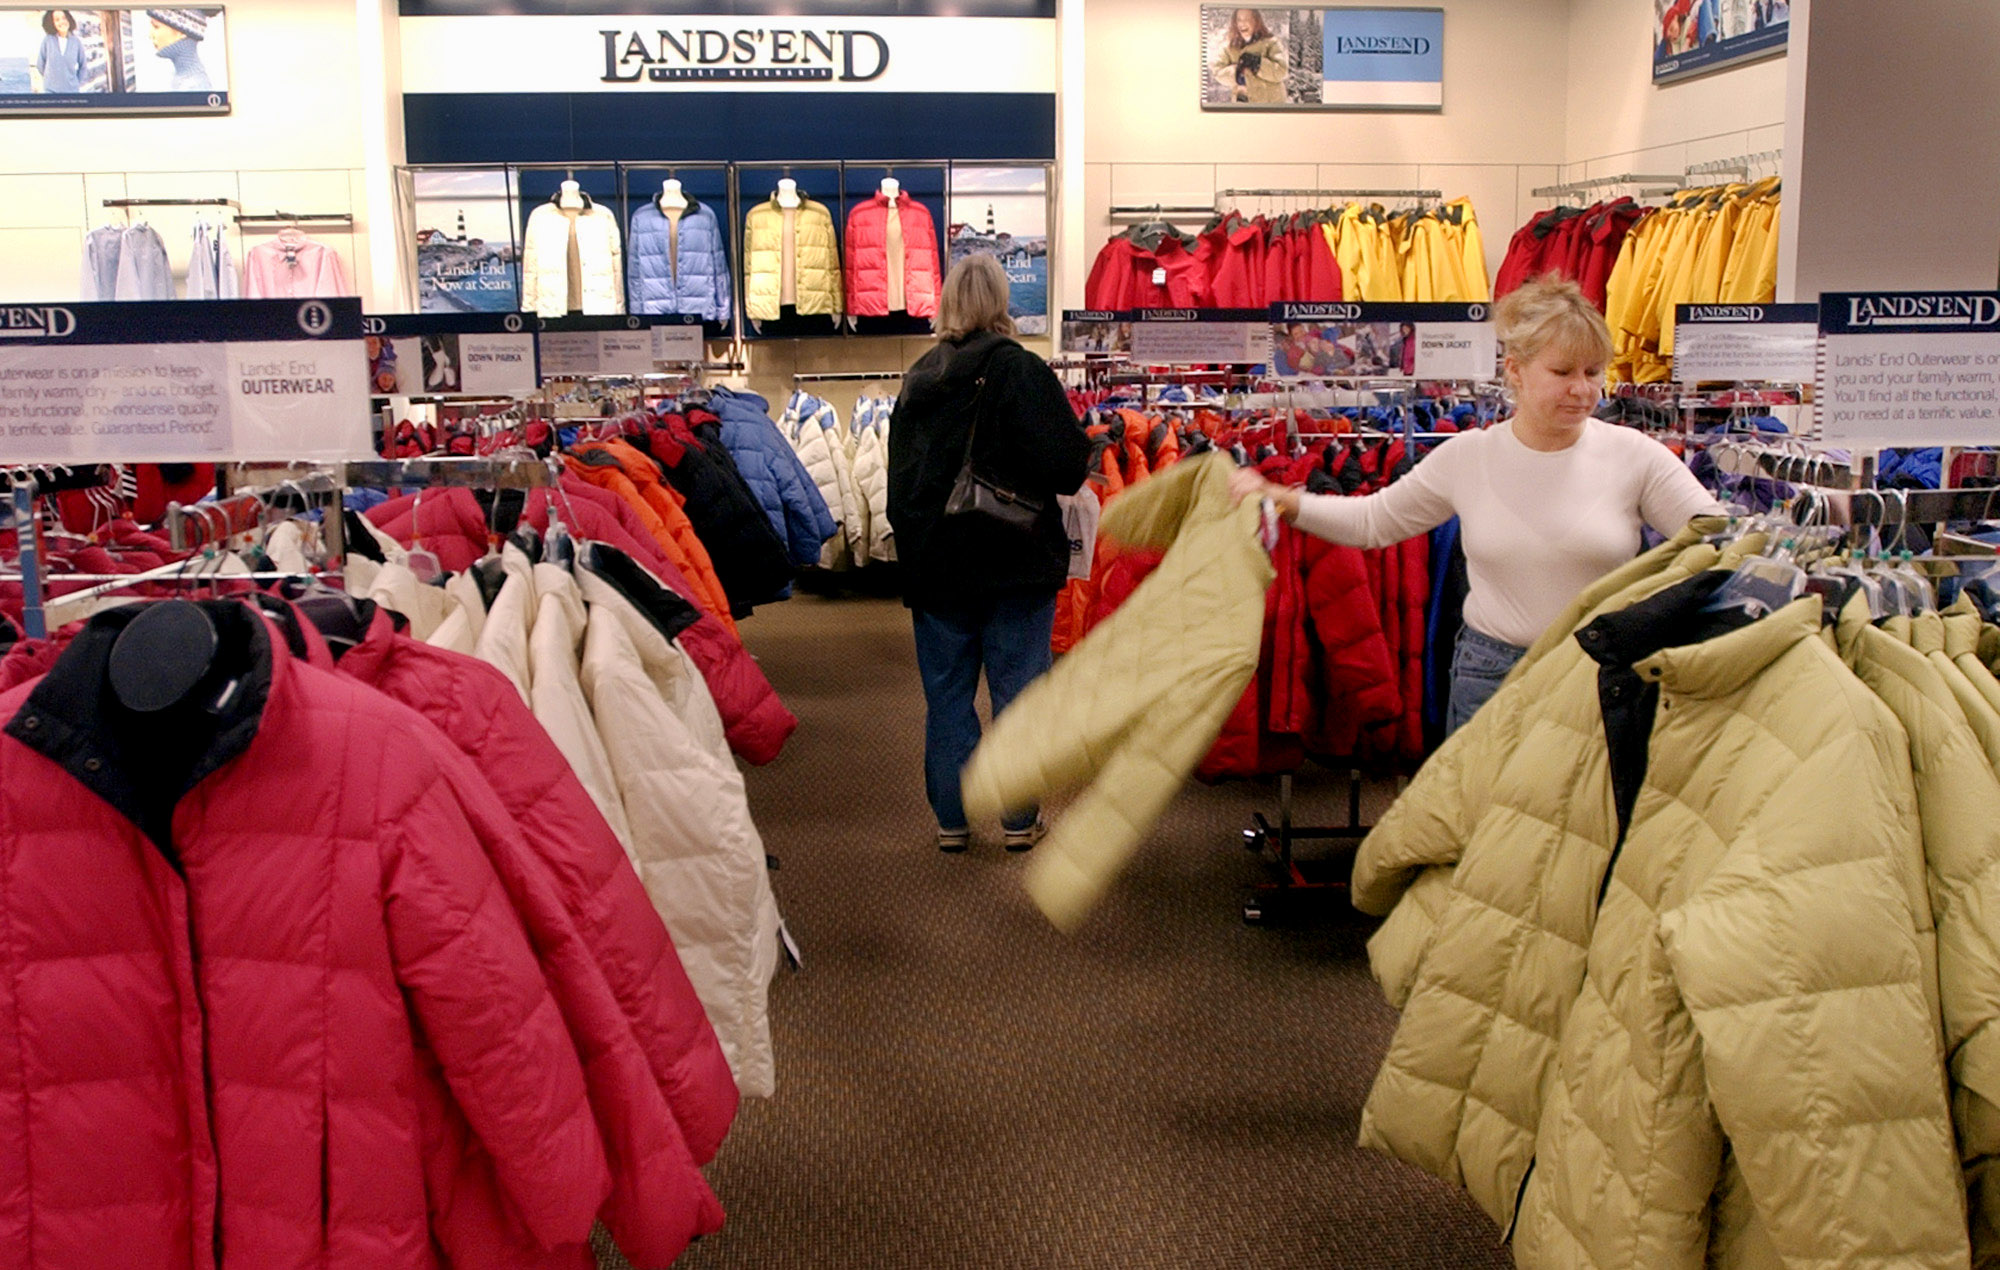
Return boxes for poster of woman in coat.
[1202,7,1321,108]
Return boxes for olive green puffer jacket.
[1353,570,1967,1267]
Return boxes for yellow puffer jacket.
[1834,594,2000,1264]
[961,454,1272,931]
[1354,574,1966,1267]
[743,197,842,321]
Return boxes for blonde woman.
[887,254,1091,851]
[1231,274,1721,734]
[1212,8,1287,105]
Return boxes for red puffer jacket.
[366,484,797,765]
[844,193,941,319]
[305,607,735,1264]
[0,603,609,1269]
[1198,523,1306,780]
[1297,534,1402,760]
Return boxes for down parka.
[567,440,736,634]
[705,387,838,569]
[743,196,842,322]
[962,455,1273,931]
[0,602,610,1269]
[645,412,795,613]
[849,396,895,562]
[294,606,731,1267]
[1352,573,1968,1268]
[523,196,624,318]
[780,391,867,569]
[844,193,941,319]
[627,197,732,322]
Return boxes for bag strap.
[955,340,1009,471]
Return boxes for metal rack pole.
[12,484,44,641]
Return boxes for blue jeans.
[1446,625,1527,737]
[911,593,1057,833]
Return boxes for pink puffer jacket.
[0,603,609,1269]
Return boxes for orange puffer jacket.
[567,441,736,636]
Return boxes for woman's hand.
[1228,467,1301,522]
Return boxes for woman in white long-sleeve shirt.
[1231,275,1721,735]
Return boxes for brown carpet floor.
[675,593,1512,1269]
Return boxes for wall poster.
[949,166,1049,337]
[1201,6,1442,111]
[1652,0,1787,84]
[0,6,228,114]
[411,168,522,315]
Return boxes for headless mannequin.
[880,177,906,313]
[658,178,687,281]
[557,179,586,312]
[777,179,801,307]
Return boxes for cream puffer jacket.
[522,199,626,318]
[780,391,866,569]
[1353,558,1968,1267]
[849,395,894,563]
[962,454,1272,931]
[743,197,842,321]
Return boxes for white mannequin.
[879,176,901,204]
[660,178,687,212]
[558,179,585,210]
[775,178,802,209]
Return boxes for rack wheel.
[1243,902,1264,924]
[1242,828,1266,852]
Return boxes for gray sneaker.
[937,827,971,853]
[1002,820,1048,853]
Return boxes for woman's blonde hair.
[936,254,1016,342]
[1494,273,1613,370]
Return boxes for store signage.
[1061,310,1132,356]
[1673,303,1818,383]
[1818,291,2000,445]
[1131,309,1271,365]
[650,314,706,364]
[537,314,678,381]
[1653,1,1787,85]
[0,299,368,463]
[1271,302,1494,379]
[400,13,1056,96]
[365,313,538,397]
[1202,6,1444,113]
[0,6,232,117]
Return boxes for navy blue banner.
[1136,308,1269,323]
[1676,303,1817,325]
[365,312,533,337]
[404,91,1056,163]
[1653,12,1786,84]
[1820,293,2000,336]
[1273,301,1490,323]
[538,313,698,331]
[399,1,1053,15]
[0,299,361,346]
[0,91,229,116]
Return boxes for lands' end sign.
[600,27,889,84]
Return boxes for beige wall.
[1561,0,1788,180]
[1072,0,1575,305]
[0,0,376,306]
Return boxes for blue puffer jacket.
[628,199,733,322]
[705,387,836,567]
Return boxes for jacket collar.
[1577,572,1822,699]
[4,601,277,859]
[578,542,702,645]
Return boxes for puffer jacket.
[523,196,624,318]
[567,440,736,634]
[293,605,732,1266]
[575,544,784,1100]
[744,196,842,321]
[1352,569,1968,1267]
[705,386,839,568]
[849,396,895,562]
[645,411,795,614]
[780,391,866,569]
[627,197,731,322]
[365,486,798,764]
[1832,594,2000,1262]
[0,602,610,1268]
[963,455,1273,931]
[844,193,941,319]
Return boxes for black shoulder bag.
[943,370,1045,534]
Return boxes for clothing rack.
[1216,186,1443,204]
[790,371,904,384]
[1531,174,1687,198]
[1685,150,1783,178]
[102,197,241,211]
[344,457,556,491]
[1106,204,1216,220]
[236,211,355,226]
[1241,772,1374,924]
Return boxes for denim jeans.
[911,592,1057,833]
[1446,624,1527,738]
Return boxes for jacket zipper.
[1501,1157,1537,1244]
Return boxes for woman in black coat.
[887,254,1092,852]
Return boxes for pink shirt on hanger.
[242,233,353,299]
